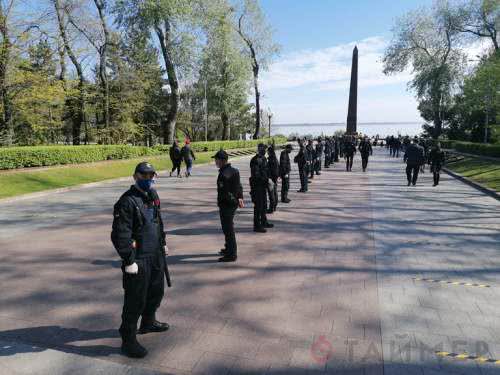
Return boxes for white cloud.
[261,36,412,92]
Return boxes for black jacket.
[294,147,307,168]
[280,150,291,176]
[250,154,269,188]
[428,148,445,165]
[181,145,195,162]
[267,148,280,181]
[111,186,166,266]
[404,144,425,165]
[217,163,243,208]
[344,142,356,157]
[358,141,373,156]
[169,144,181,162]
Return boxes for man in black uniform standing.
[111,162,169,359]
[214,150,244,262]
[306,139,315,180]
[428,142,445,187]
[250,143,273,233]
[279,144,292,203]
[358,136,373,172]
[267,144,280,214]
[404,137,425,186]
[294,143,308,193]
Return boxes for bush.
[454,142,500,158]
[153,137,287,153]
[0,137,287,170]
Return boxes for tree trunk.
[221,111,230,140]
[94,0,110,133]
[0,5,12,145]
[253,68,261,139]
[156,21,179,144]
[54,0,84,145]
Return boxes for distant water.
[271,123,423,138]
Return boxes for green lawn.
[0,152,215,199]
[446,156,500,192]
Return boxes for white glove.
[164,245,169,256]
[125,262,138,274]
[285,174,289,178]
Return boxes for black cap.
[285,144,293,149]
[135,162,156,174]
[212,149,228,160]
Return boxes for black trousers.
[345,156,354,171]
[299,166,308,191]
[406,164,420,185]
[171,160,181,175]
[267,179,278,211]
[120,254,165,338]
[253,186,268,229]
[281,175,290,201]
[361,155,369,170]
[431,164,441,185]
[219,206,237,257]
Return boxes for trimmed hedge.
[441,140,500,158]
[0,137,286,170]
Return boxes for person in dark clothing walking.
[294,144,308,193]
[266,144,280,214]
[111,162,169,359]
[250,144,273,232]
[280,144,292,203]
[428,143,445,187]
[324,138,332,168]
[358,137,373,172]
[181,139,196,177]
[404,138,425,186]
[169,140,182,177]
[213,150,244,262]
[343,137,356,172]
[334,136,340,162]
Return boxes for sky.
[258,0,436,125]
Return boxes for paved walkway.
[0,148,499,374]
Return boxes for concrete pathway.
[0,148,499,374]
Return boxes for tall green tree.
[383,4,466,138]
[202,2,250,140]
[234,0,279,139]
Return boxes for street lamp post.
[268,111,272,138]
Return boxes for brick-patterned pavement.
[0,148,499,375]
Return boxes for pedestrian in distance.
[294,143,308,193]
[213,150,244,262]
[111,162,170,359]
[428,143,445,187]
[169,139,182,178]
[181,139,196,177]
[403,137,425,186]
[358,136,373,172]
[343,137,356,172]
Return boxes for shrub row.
[441,140,500,158]
[0,137,286,170]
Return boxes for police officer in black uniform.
[267,144,280,214]
[111,162,169,359]
[404,137,425,186]
[279,144,292,203]
[428,142,445,187]
[305,139,315,180]
[250,144,273,233]
[214,150,244,262]
[344,137,356,172]
[315,137,324,175]
[294,143,308,193]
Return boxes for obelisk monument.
[346,46,358,135]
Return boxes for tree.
[53,0,86,145]
[114,0,199,144]
[445,0,499,51]
[383,4,466,138]
[202,2,250,140]
[234,0,279,139]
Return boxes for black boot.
[121,333,148,358]
[138,315,170,334]
[254,227,267,233]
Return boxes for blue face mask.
[137,179,154,192]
